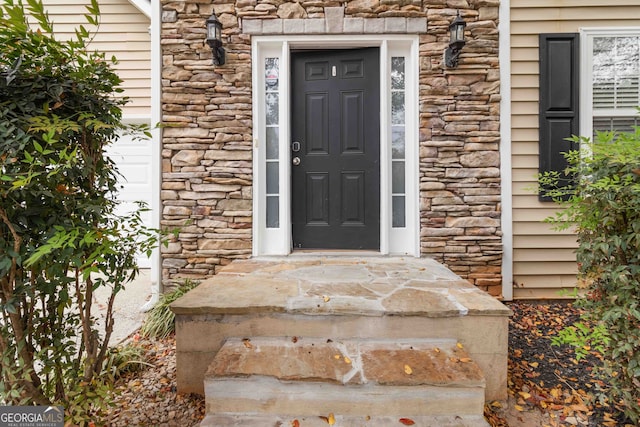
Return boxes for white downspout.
[142,0,162,311]
[499,0,513,301]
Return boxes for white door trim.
[252,35,419,257]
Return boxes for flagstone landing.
[171,256,511,403]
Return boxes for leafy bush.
[540,123,640,422]
[0,0,159,423]
[551,321,610,361]
[140,280,199,339]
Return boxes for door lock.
[292,156,301,166]
[291,141,301,152]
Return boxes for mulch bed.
[485,301,635,427]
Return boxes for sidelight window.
[265,57,280,228]
[391,56,406,228]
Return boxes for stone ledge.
[241,16,428,35]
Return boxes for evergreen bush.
[540,122,640,422]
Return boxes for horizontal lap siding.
[40,0,151,117]
[510,0,640,299]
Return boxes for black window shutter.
[538,33,580,201]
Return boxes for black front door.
[291,48,380,249]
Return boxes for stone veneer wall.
[160,0,503,297]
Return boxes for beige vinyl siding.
[510,0,640,299]
[39,0,151,117]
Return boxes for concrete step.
[201,414,491,427]
[204,337,486,423]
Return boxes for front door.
[291,48,380,250]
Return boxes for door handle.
[292,141,301,152]
[292,156,301,166]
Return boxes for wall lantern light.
[206,12,225,66]
[444,11,466,68]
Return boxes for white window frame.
[252,35,420,257]
[580,28,640,139]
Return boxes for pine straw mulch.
[485,301,635,427]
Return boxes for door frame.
[252,35,420,256]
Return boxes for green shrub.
[0,0,160,423]
[551,321,610,361]
[140,280,199,339]
[540,121,640,422]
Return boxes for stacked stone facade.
[160,0,503,297]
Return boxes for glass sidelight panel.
[265,57,280,228]
[391,57,406,228]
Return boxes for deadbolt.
[292,156,301,166]
[292,141,301,152]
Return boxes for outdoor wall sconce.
[206,12,225,66]
[444,11,466,68]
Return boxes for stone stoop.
[200,337,490,427]
[170,257,509,425]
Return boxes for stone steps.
[202,337,489,425]
[172,257,511,403]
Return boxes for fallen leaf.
[514,404,525,411]
[323,295,331,302]
[456,342,464,349]
[490,401,502,408]
[434,347,441,353]
[459,357,472,363]
[319,414,336,425]
[291,420,300,427]
[242,338,253,349]
[404,364,413,375]
[530,361,539,368]
[292,336,298,343]
[334,354,341,360]
[518,391,532,400]
[399,418,416,425]
[343,356,351,364]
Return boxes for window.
[391,56,406,228]
[590,34,640,134]
[582,29,640,138]
[265,57,280,228]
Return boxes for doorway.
[290,48,381,249]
